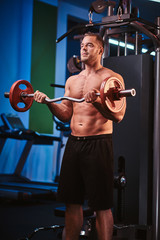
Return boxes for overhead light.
[141,48,155,56]
[109,38,155,56]
[141,48,148,53]
[150,51,156,56]
[149,0,160,3]
[109,39,134,50]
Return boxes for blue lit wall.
[0,0,33,127]
[0,0,34,177]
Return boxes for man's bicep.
[63,76,72,97]
[61,79,73,110]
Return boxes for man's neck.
[84,63,103,75]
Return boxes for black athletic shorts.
[57,134,114,211]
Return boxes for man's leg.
[64,204,83,240]
[96,209,113,240]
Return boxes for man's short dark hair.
[83,32,104,48]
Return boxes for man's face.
[80,36,102,63]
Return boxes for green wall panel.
[29,1,57,133]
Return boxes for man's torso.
[68,67,116,136]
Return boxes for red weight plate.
[9,80,34,112]
[100,77,125,113]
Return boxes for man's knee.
[96,208,113,222]
[66,204,83,215]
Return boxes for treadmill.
[0,113,60,201]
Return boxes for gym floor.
[0,199,65,240]
[0,198,152,240]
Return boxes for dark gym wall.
[103,54,153,224]
[29,1,57,133]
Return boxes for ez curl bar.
[4,77,136,113]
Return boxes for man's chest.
[70,75,102,98]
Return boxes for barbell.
[4,77,136,113]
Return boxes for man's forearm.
[46,102,72,122]
[93,97,125,123]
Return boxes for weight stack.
[103,54,153,225]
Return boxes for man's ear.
[99,47,104,55]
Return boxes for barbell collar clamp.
[4,92,10,98]
[119,88,136,97]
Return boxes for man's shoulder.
[101,67,115,75]
[65,72,82,87]
[67,74,79,82]
[101,67,123,80]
